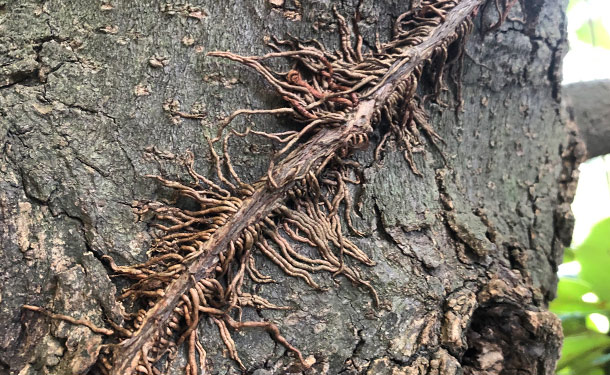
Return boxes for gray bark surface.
[564,79,610,159]
[0,1,578,374]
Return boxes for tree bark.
[0,1,578,375]
[564,79,610,159]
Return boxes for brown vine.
[22,0,497,374]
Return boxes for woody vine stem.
[22,0,514,374]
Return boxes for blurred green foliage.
[553,218,610,374]
[576,19,610,50]
[568,0,610,49]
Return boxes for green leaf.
[558,332,610,370]
[556,278,592,299]
[591,353,610,367]
[576,218,610,301]
[550,278,607,314]
[562,347,610,375]
[576,19,610,49]
[585,368,605,375]
[561,315,589,336]
[563,247,576,263]
[586,313,610,333]
[567,0,584,12]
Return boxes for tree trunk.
[0,1,579,375]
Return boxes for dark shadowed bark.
[0,1,579,374]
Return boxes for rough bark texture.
[564,79,610,159]
[0,1,577,375]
